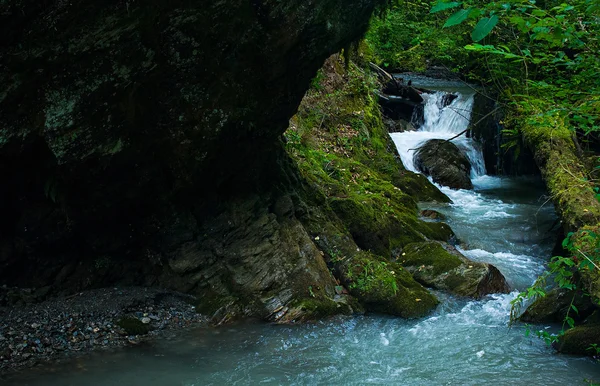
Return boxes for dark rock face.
[0,0,384,319]
[414,139,473,189]
[469,94,538,176]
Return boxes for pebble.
[0,287,207,374]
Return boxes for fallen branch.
[369,62,394,83]
[445,106,501,142]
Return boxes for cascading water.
[391,91,486,177]
[5,82,600,386]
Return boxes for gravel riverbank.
[0,287,207,374]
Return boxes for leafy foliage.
[364,2,473,71]
[367,0,600,350]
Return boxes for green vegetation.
[365,2,472,71]
[340,251,439,318]
[367,0,600,353]
[284,54,450,317]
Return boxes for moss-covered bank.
[514,102,600,355]
[283,54,473,318]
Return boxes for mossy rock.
[339,251,438,318]
[420,221,455,243]
[116,317,150,335]
[295,298,352,319]
[393,172,451,203]
[555,322,600,356]
[520,288,595,324]
[401,241,510,298]
[329,194,455,259]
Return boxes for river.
[3,78,600,385]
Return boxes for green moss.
[284,55,455,318]
[294,298,351,318]
[116,317,150,335]
[517,104,600,231]
[393,173,451,203]
[340,251,438,318]
[556,323,600,356]
[401,242,462,276]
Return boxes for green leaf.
[472,15,499,42]
[430,1,462,13]
[571,304,579,314]
[531,9,546,17]
[443,8,472,28]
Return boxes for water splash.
[390,91,486,179]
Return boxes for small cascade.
[390,91,486,179]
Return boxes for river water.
[4,80,600,385]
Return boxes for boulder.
[400,241,510,298]
[338,251,438,318]
[383,117,414,133]
[420,209,447,221]
[328,194,455,259]
[520,288,595,324]
[413,139,473,190]
[555,320,600,356]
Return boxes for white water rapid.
[391,91,486,177]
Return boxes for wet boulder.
[400,241,510,298]
[520,288,595,324]
[555,318,600,356]
[338,251,439,318]
[413,139,473,190]
[328,193,455,260]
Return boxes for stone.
[520,288,595,324]
[140,317,151,324]
[414,139,473,190]
[338,251,439,318]
[555,322,600,356]
[420,209,447,221]
[400,241,510,298]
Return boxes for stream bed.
[3,80,600,385]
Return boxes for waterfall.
[390,91,486,179]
